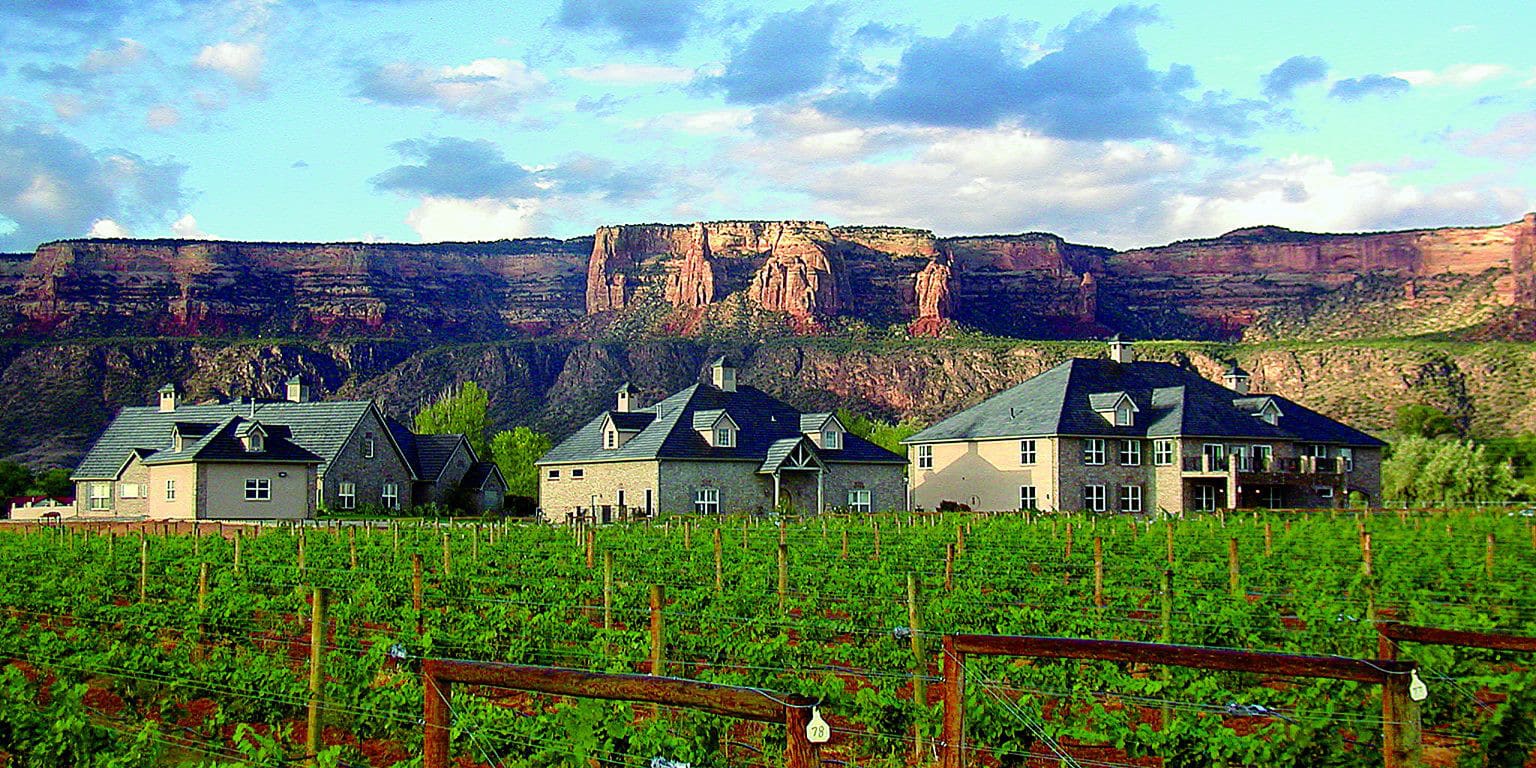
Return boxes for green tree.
[27,468,72,498]
[490,427,552,499]
[1394,403,1458,439]
[415,381,490,459]
[1382,435,1516,505]
[0,461,32,499]
[835,408,924,456]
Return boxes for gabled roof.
[603,411,655,431]
[759,437,827,473]
[799,413,839,433]
[1087,392,1137,413]
[691,409,738,431]
[904,358,1385,447]
[412,434,470,482]
[461,461,507,492]
[539,383,905,466]
[75,399,380,479]
[142,416,320,466]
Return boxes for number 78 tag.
[806,708,831,743]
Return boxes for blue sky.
[0,0,1532,251]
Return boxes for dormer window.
[238,421,267,453]
[822,430,841,450]
[716,427,735,447]
[1091,392,1138,427]
[694,409,739,448]
[172,431,184,453]
[605,429,618,449]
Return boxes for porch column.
[773,472,781,510]
[816,469,824,515]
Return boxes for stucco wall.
[200,463,313,519]
[321,408,414,512]
[147,463,199,519]
[540,460,659,524]
[908,438,1060,512]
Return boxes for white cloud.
[1455,111,1536,159]
[563,64,695,84]
[170,213,210,238]
[195,41,265,91]
[403,196,541,241]
[88,219,131,237]
[1392,63,1508,87]
[49,94,87,122]
[82,38,147,73]
[357,58,547,118]
[146,104,181,131]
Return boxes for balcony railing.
[1182,455,1342,475]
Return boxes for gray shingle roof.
[800,413,835,432]
[461,461,506,491]
[413,434,468,481]
[540,384,906,466]
[606,412,655,431]
[904,358,1385,447]
[142,417,320,466]
[75,400,376,479]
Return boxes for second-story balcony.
[1182,455,1343,476]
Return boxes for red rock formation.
[1076,272,1097,323]
[908,258,952,337]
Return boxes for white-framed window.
[364,436,375,459]
[1115,404,1133,427]
[1020,485,1037,510]
[382,482,399,509]
[89,482,111,511]
[716,428,735,447]
[338,481,356,509]
[1083,484,1107,512]
[1194,484,1219,511]
[847,489,871,514]
[244,478,271,502]
[1153,439,1174,466]
[1019,439,1036,465]
[1316,486,1335,499]
[165,479,176,501]
[1120,440,1141,466]
[1309,444,1330,458]
[916,444,933,470]
[1339,447,1354,472]
[694,487,719,514]
[246,433,264,453]
[571,468,585,480]
[823,430,841,450]
[1083,438,1106,465]
[1232,444,1252,472]
[119,483,144,499]
[547,469,560,481]
[1254,445,1273,471]
[605,430,617,449]
[1120,484,1142,513]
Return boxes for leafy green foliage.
[1383,436,1516,504]
[490,426,552,499]
[1395,404,1460,439]
[835,408,924,455]
[415,381,490,458]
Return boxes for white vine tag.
[1409,670,1428,702]
[806,708,831,743]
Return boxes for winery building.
[904,339,1386,513]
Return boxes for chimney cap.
[159,383,179,393]
[1224,361,1250,377]
[615,382,633,394]
[285,375,303,385]
[710,355,735,368]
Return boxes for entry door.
[1202,443,1227,470]
[644,489,653,515]
[616,489,626,509]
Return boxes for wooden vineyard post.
[841,529,849,559]
[1381,671,1423,768]
[139,536,149,603]
[392,522,400,561]
[197,562,210,659]
[471,527,479,563]
[1160,568,1173,725]
[1263,522,1273,557]
[940,635,965,768]
[1362,533,1374,578]
[649,585,665,676]
[297,530,306,574]
[1486,533,1495,580]
[712,527,724,596]
[233,531,242,572]
[349,527,358,570]
[603,552,614,633]
[874,522,882,560]
[944,543,955,591]
[908,572,927,759]
[742,519,749,551]
[955,524,966,558]
[1228,538,1240,598]
[1065,522,1074,558]
[412,554,425,635]
[441,532,452,578]
[1093,536,1105,608]
[777,539,789,615]
[1166,521,1174,564]
[683,521,691,549]
[306,586,329,766]
[784,704,820,768]
[586,530,595,570]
